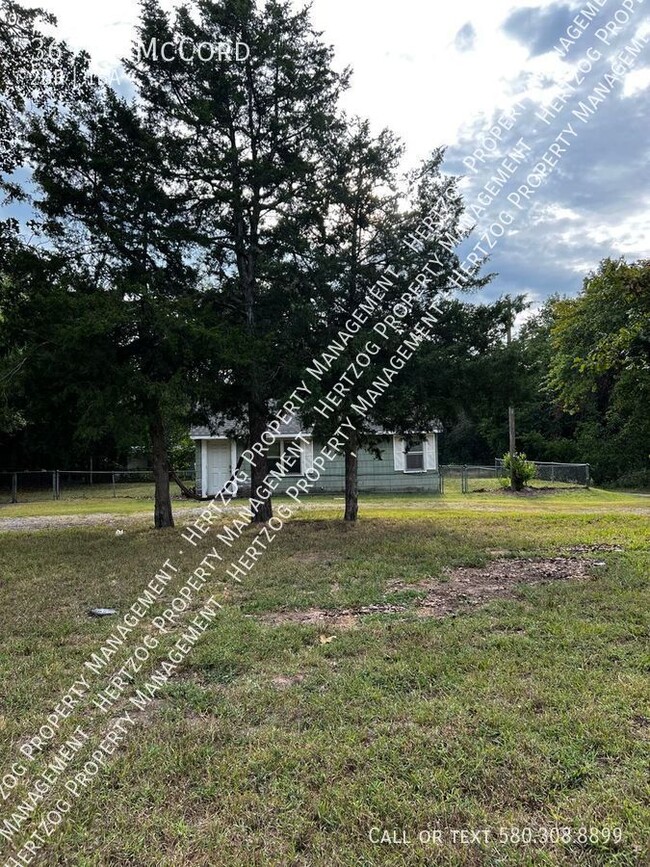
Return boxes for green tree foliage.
[0,0,92,443]
[510,299,582,464]
[546,258,650,484]
[303,140,487,520]
[1,247,147,459]
[299,118,406,522]
[127,0,349,522]
[12,85,209,526]
[380,295,525,463]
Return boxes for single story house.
[190,415,442,498]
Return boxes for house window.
[267,439,302,475]
[282,439,302,474]
[404,437,424,472]
[267,440,282,473]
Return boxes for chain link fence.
[494,459,591,488]
[441,461,591,493]
[440,465,501,493]
[1,461,590,504]
[0,470,196,504]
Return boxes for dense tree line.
[421,259,649,488]
[1,1,648,530]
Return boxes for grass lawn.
[0,483,200,518]
[0,489,648,865]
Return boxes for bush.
[611,469,650,490]
[502,451,537,491]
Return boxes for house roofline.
[191,429,442,441]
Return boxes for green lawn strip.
[44,565,650,866]
[0,486,646,521]
[0,492,648,865]
[0,498,200,519]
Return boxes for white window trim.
[393,435,406,472]
[394,434,437,474]
[268,438,304,477]
[425,433,438,471]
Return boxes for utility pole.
[506,305,516,491]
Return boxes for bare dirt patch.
[566,543,624,553]
[473,486,583,496]
[259,557,598,628]
[409,556,595,618]
[631,715,650,741]
[270,673,306,689]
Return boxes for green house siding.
[194,433,441,497]
[232,437,441,495]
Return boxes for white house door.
[207,441,232,496]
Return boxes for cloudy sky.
[10,0,650,308]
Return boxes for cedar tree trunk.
[249,403,273,523]
[344,430,359,522]
[150,412,174,529]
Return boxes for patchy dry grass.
[0,489,648,865]
[255,556,602,628]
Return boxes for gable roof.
[190,413,303,439]
[190,414,442,439]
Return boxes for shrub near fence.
[0,470,196,504]
[441,461,591,493]
[494,459,591,488]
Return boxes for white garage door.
[207,441,232,496]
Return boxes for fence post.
[586,464,591,489]
[112,473,116,498]
[56,470,61,500]
[11,473,17,504]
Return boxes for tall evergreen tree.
[127,0,349,522]
[1,0,92,444]
[299,118,404,521]
[23,85,206,527]
[303,143,486,520]
[0,0,90,218]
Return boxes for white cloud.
[22,0,650,300]
[305,0,561,160]
[622,66,650,97]
[582,207,650,254]
[40,0,565,158]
